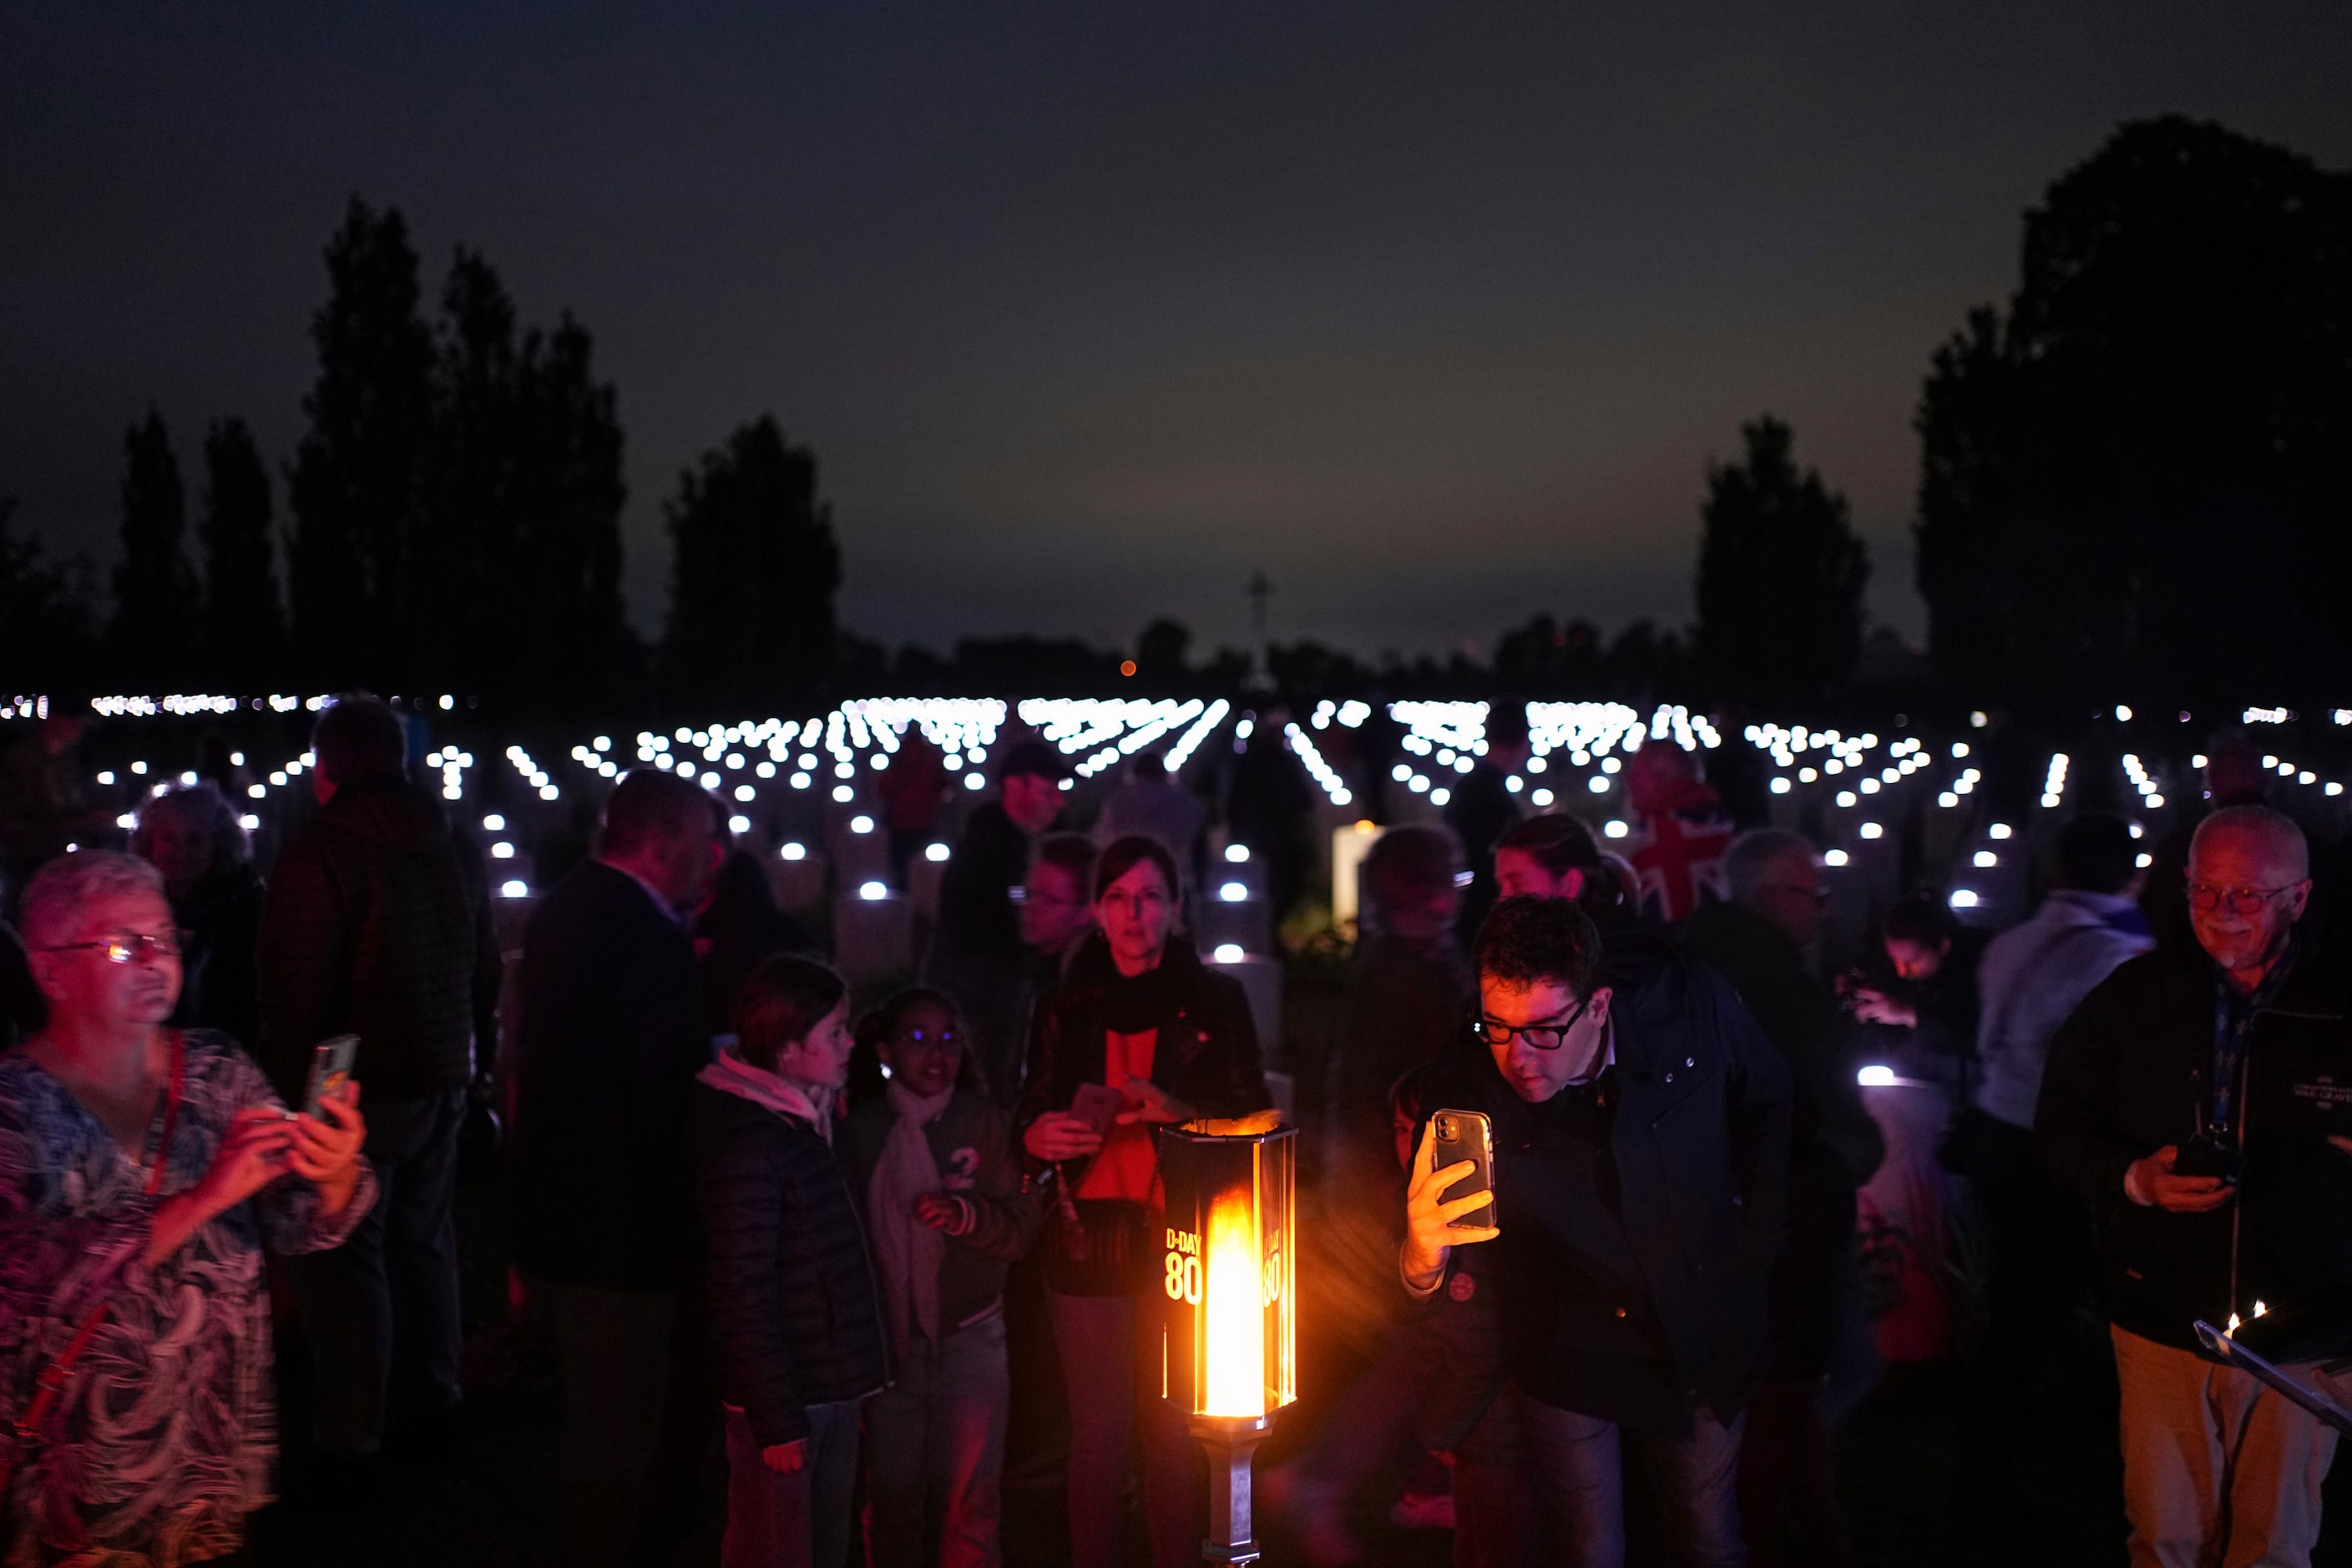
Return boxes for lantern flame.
[1201,1190,1265,1417]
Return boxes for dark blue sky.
[5,3,2347,660]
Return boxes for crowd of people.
[3,696,2350,1568]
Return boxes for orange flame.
[1201,1189,1264,1416]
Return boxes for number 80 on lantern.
[1165,1227,1203,1303]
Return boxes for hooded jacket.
[1421,924,1792,1428]
[2037,938,2352,1353]
[256,774,499,1102]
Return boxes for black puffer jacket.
[687,1080,888,1447]
[1014,933,1271,1143]
[256,775,499,1102]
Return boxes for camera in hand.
[2173,1129,2243,1183]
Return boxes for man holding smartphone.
[2039,805,2352,1565]
[1404,895,1791,1565]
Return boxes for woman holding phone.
[0,850,372,1566]
[1015,835,1271,1568]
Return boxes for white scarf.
[698,1046,834,1143]
[869,1080,954,1353]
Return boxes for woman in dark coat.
[1015,836,1271,1568]
[686,954,886,1568]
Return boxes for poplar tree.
[109,409,201,680]
[199,417,286,685]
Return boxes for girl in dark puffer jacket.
[688,955,886,1568]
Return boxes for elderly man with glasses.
[1402,895,1791,1565]
[2041,803,2352,1567]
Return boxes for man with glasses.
[2041,805,2352,1566]
[1403,895,1790,1565]
[1682,828,1882,1567]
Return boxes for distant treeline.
[4,114,2345,721]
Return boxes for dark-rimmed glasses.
[1472,989,1596,1052]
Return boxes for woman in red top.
[1015,836,1270,1568]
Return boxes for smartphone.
[301,1034,360,1119]
[1430,1109,1497,1232]
[1069,1083,1127,1139]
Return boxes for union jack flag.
[1630,807,1734,923]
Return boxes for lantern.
[1158,1111,1297,1565]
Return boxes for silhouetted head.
[133,781,250,894]
[1360,824,1462,945]
[1626,739,1702,819]
[311,694,405,802]
[600,769,726,913]
[1021,833,1098,956]
[998,740,1070,834]
[2203,736,2269,804]
[2056,812,2140,895]
[1725,827,1823,948]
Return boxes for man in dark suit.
[259,694,501,1472]
[508,769,724,1568]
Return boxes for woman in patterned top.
[1,849,372,1566]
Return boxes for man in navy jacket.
[1404,895,1791,1565]
[508,770,723,1568]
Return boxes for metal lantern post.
[1158,1112,1297,1565]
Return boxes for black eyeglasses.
[1472,989,1596,1052]
[892,1025,961,1053]
[43,931,184,964]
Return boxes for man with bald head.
[2041,805,2352,1565]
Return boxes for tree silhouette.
[287,196,435,686]
[1492,613,1604,693]
[1914,116,2352,710]
[199,418,285,686]
[1693,417,1868,706]
[662,417,841,709]
[422,250,631,707]
[109,409,202,681]
[0,498,97,690]
[420,248,519,693]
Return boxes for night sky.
[6,3,2347,661]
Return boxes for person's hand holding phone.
[2125,1145,2237,1213]
[1024,1111,1105,1163]
[288,1080,367,1216]
[144,1107,296,1265]
[1404,1124,1500,1292]
[1847,989,1918,1029]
